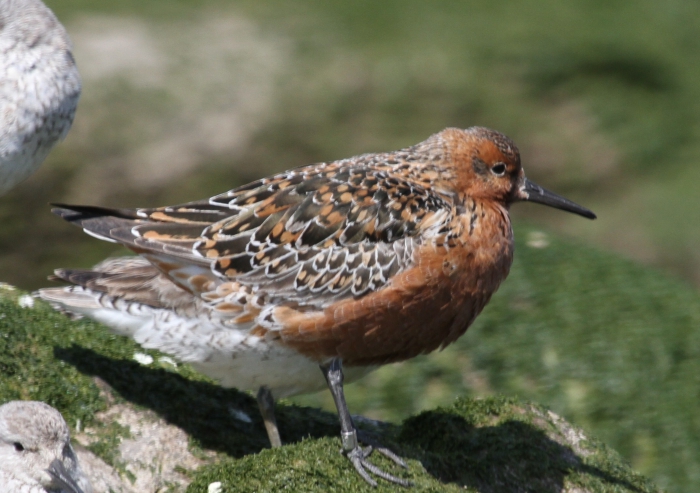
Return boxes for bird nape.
[39,126,594,487]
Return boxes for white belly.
[55,291,375,398]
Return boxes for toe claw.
[360,457,412,486]
[347,447,379,487]
[343,444,411,487]
[375,446,408,468]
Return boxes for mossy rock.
[0,282,661,492]
[188,396,659,492]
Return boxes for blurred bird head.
[0,401,90,493]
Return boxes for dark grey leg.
[320,358,411,487]
[257,386,282,448]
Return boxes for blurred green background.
[2,0,700,491]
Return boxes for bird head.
[437,127,595,219]
[0,401,90,493]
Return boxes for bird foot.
[341,430,411,487]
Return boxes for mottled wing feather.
[51,256,200,312]
[55,154,455,307]
[50,205,210,262]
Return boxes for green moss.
[0,286,108,424]
[0,285,278,460]
[187,396,660,492]
[0,279,663,493]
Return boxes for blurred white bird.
[0,400,92,493]
[0,0,81,196]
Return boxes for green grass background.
[1,0,700,491]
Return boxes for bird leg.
[320,358,411,487]
[257,386,282,448]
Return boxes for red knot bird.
[0,401,92,492]
[39,127,595,486]
[0,0,81,196]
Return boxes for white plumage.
[0,0,81,195]
[40,258,374,398]
[0,401,92,493]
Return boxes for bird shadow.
[398,408,649,492]
[53,345,340,458]
[55,345,650,492]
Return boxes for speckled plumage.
[0,401,92,493]
[0,0,81,195]
[39,127,595,485]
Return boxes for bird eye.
[13,442,24,452]
[491,163,507,176]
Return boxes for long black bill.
[47,459,85,493]
[518,178,596,219]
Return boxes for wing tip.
[49,203,140,220]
